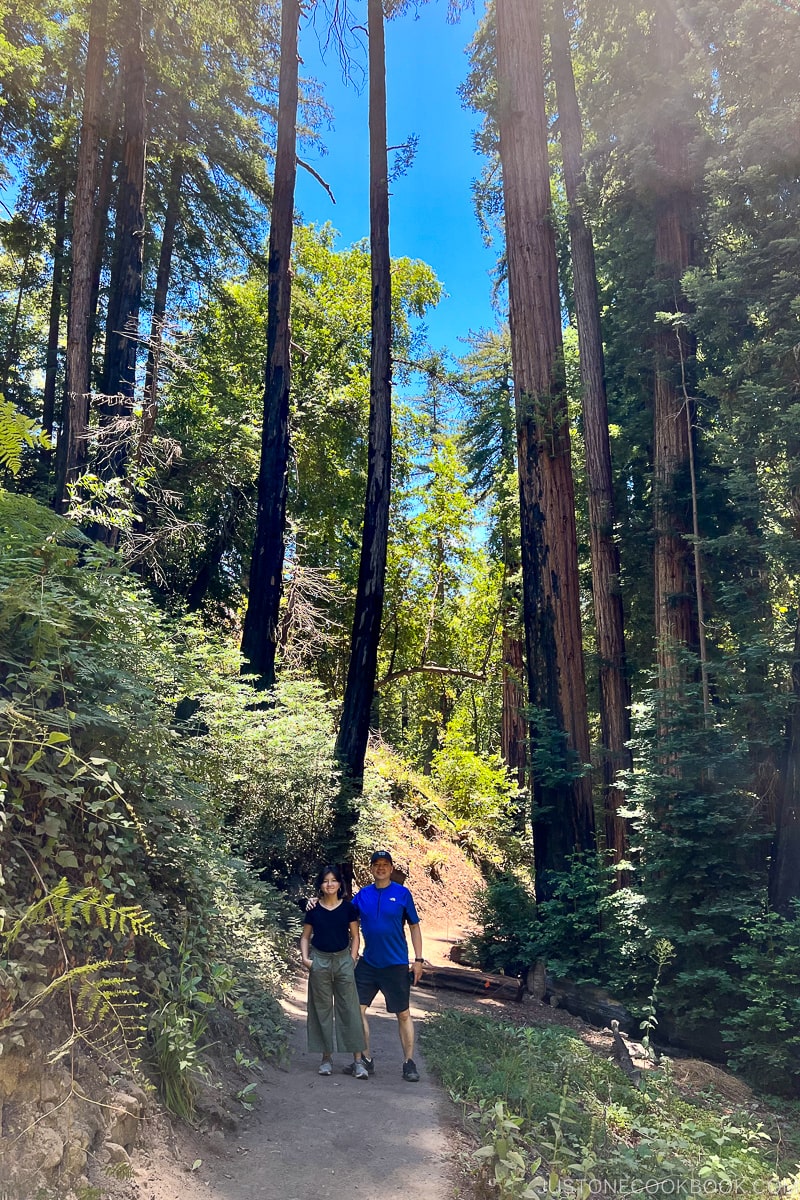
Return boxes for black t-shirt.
[303,899,359,953]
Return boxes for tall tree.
[549,0,631,862]
[459,330,527,789]
[651,3,699,696]
[772,614,800,913]
[140,147,183,444]
[98,0,147,481]
[334,0,393,798]
[495,0,594,899]
[240,0,300,686]
[55,0,109,506]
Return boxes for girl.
[300,864,368,1078]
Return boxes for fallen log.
[415,964,523,1002]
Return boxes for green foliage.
[0,490,293,1114]
[471,1099,546,1200]
[468,872,539,976]
[209,676,342,889]
[639,939,675,1061]
[468,858,650,997]
[149,224,442,627]
[0,877,163,1073]
[0,396,47,474]
[430,735,524,866]
[722,903,800,1096]
[1,877,167,950]
[622,682,768,1028]
[422,1011,799,1197]
[148,1000,209,1121]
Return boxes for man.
[345,849,425,1082]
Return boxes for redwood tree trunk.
[98,3,147,481]
[771,612,800,913]
[550,0,631,864]
[87,78,121,383]
[496,0,594,901]
[42,179,67,443]
[240,0,300,685]
[141,152,183,445]
[55,0,109,507]
[334,0,392,795]
[652,5,699,695]
[501,625,527,791]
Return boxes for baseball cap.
[370,850,393,864]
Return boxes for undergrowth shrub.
[468,872,539,975]
[0,490,294,1114]
[366,737,526,870]
[722,902,800,1096]
[623,684,766,1033]
[468,859,650,996]
[422,1010,800,1197]
[209,676,341,891]
[431,736,525,867]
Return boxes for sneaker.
[402,1058,420,1082]
[353,1059,370,1080]
[342,1055,374,1076]
[318,1060,333,1076]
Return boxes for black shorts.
[354,959,411,1014]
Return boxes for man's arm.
[349,919,361,964]
[409,922,424,983]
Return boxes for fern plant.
[0,396,47,475]
[2,877,167,950]
[0,876,165,1071]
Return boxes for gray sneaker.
[342,1055,374,1075]
[353,1059,370,1079]
[318,1060,333,1075]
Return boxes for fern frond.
[38,968,147,1069]
[0,396,47,475]
[2,879,167,950]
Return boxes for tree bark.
[141,151,183,445]
[55,0,109,507]
[98,2,147,481]
[501,626,527,791]
[42,180,68,443]
[240,0,300,685]
[771,613,800,913]
[86,77,121,385]
[652,5,699,696]
[496,0,595,901]
[550,0,631,864]
[334,0,392,795]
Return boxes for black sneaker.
[402,1058,420,1082]
[342,1056,374,1075]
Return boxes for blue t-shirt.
[352,881,420,968]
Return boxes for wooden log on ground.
[416,964,523,1002]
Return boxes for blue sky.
[294,0,500,360]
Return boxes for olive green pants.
[307,947,365,1054]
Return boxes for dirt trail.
[127,920,473,1200]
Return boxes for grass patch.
[421,1011,800,1199]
